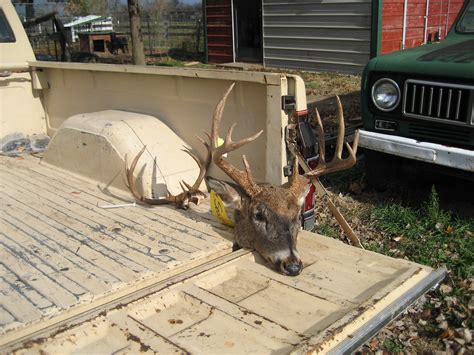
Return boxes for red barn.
[381,0,465,54]
[203,0,466,73]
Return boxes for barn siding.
[206,0,234,63]
[262,0,373,74]
[381,0,465,54]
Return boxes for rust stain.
[224,341,235,348]
[168,319,183,324]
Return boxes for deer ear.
[296,181,312,208]
[206,177,243,210]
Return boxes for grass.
[316,160,473,352]
[300,72,360,96]
[366,186,474,339]
[155,60,185,67]
[381,338,404,353]
[367,187,473,281]
[305,81,320,91]
[315,222,340,240]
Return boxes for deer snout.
[271,249,303,276]
[280,259,303,276]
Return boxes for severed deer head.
[126,83,358,276]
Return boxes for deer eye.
[254,212,266,222]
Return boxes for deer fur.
[207,163,309,276]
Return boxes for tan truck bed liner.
[0,154,233,344]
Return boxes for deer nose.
[283,261,302,276]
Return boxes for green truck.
[360,0,474,181]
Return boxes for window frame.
[0,9,16,43]
[456,0,474,34]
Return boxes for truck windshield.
[457,0,474,32]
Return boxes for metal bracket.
[281,95,296,111]
[283,164,293,177]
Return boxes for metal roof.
[64,15,106,28]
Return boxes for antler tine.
[352,129,360,157]
[315,108,326,165]
[196,132,210,150]
[305,96,359,178]
[125,145,208,208]
[214,123,263,159]
[242,154,257,183]
[196,132,213,169]
[125,145,175,205]
[125,145,147,202]
[334,95,345,159]
[209,83,264,197]
[181,146,208,191]
[288,154,310,195]
[211,83,235,149]
[179,181,188,193]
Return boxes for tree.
[64,0,112,17]
[64,0,90,16]
[142,0,169,19]
[128,0,146,65]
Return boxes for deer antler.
[305,96,359,177]
[125,144,210,209]
[208,83,264,198]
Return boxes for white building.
[64,15,113,42]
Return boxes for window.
[457,0,474,33]
[93,39,105,52]
[0,10,15,43]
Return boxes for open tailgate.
[6,230,445,354]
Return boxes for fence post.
[146,14,153,56]
[195,18,201,55]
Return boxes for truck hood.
[372,37,474,79]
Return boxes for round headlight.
[371,78,400,112]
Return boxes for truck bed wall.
[32,63,291,185]
[0,0,46,139]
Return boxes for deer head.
[202,83,355,276]
[126,83,358,277]
[206,169,309,276]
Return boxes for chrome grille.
[403,79,473,125]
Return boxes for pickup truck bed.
[0,155,445,353]
[0,154,232,346]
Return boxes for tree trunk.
[127,0,146,65]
